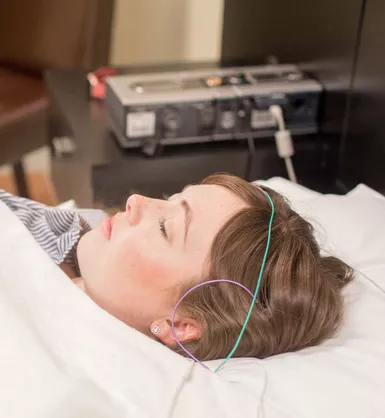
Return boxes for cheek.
[115,239,175,289]
[77,230,106,274]
[94,228,175,293]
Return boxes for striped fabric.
[0,190,91,275]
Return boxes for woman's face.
[77,184,246,336]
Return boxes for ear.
[150,315,201,347]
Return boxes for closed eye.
[158,217,168,239]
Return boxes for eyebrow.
[181,199,192,247]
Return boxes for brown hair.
[172,174,354,361]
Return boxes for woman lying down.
[0,174,353,364]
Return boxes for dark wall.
[221,0,364,189]
[339,0,385,193]
[222,0,363,135]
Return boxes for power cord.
[269,105,298,183]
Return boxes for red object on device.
[87,67,118,99]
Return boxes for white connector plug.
[269,105,298,183]
[274,130,294,158]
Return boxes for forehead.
[182,184,246,252]
[184,184,246,214]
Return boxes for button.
[220,111,235,130]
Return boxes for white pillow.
[287,186,385,295]
[256,177,321,201]
[258,179,385,285]
[293,193,385,266]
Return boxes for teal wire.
[215,192,275,373]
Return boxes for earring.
[151,325,160,335]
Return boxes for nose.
[125,194,147,225]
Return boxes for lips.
[100,217,112,240]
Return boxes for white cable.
[284,157,297,184]
[269,105,298,183]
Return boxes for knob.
[162,109,181,131]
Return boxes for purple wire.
[171,279,254,370]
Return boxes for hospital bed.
[1,178,384,418]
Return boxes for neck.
[60,262,85,291]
